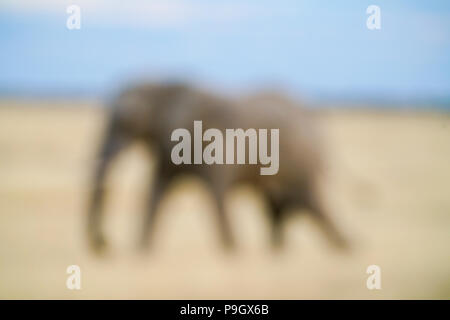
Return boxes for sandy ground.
[0,100,449,299]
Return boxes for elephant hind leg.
[305,190,350,251]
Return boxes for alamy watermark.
[66,265,81,290]
[170,121,279,175]
[66,5,81,30]
[366,5,381,30]
[366,265,382,290]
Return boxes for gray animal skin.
[87,82,349,253]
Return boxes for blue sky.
[1,0,449,103]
